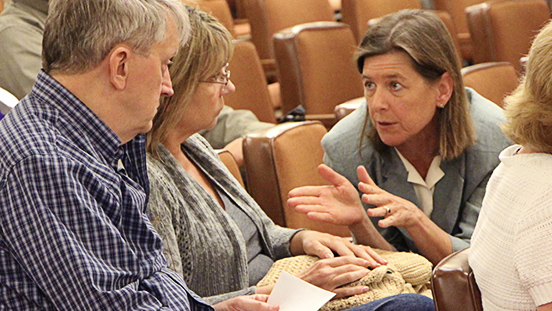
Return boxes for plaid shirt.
[0,71,213,310]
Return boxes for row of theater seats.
[188,0,549,128]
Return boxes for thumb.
[318,164,350,188]
[357,165,376,186]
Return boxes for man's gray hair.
[43,0,189,74]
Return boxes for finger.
[348,245,386,267]
[358,182,384,195]
[366,205,390,218]
[305,240,335,259]
[329,266,370,287]
[317,256,370,268]
[333,286,370,299]
[288,185,326,198]
[250,294,270,302]
[336,241,378,265]
[378,215,396,228]
[318,164,351,188]
[287,196,322,208]
[292,203,331,214]
[361,193,391,207]
[319,239,356,258]
[361,246,388,265]
[357,165,376,186]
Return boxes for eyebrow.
[362,72,406,80]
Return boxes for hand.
[297,256,371,299]
[213,295,279,311]
[357,166,425,229]
[287,164,367,226]
[290,230,387,267]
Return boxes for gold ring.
[385,207,391,214]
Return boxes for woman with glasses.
[145,5,434,311]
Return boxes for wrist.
[289,229,308,255]
[404,207,426,230]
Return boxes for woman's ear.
[436,72,453,108]
[109,46,130,90]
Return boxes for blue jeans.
[345,294,435,311]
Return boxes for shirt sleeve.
[0,155,188,310]
[514,195,552,307]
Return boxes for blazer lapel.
[432,153,465,233]
[379,149,420,208]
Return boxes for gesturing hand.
[357,166,424,229]
[287,164,367,226]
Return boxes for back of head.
[356,9,474,160]
[147,5,233,155]
[43,0,189,75]
[503,21,552,151]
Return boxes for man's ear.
[435,72,453,108]
[109,46,130,90]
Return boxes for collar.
[395,148,444,189]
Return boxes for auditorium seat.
[243,121,351,237]
[341,0,422,42]
[216,149,245,187]
[243,0,335,80]
[432,248,483,311]
[226,41,278,123]
[273,21,363,126]
[184,0,251,39]
[461,62,519,108]
[466,0,550,72]
[433,0,487,62]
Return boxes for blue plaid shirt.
[0,71,213,310]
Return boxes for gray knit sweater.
[146,134,298,305]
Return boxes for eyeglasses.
[200,63,231,87]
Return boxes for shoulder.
[0,100,58,171]
[466,88,511,156]
[186,134,219,158]
[323,101,374,158]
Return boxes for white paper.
[267,271,336,311]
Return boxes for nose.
[161,69,174,97]
[222,79,236,96]
[367,87,388,112]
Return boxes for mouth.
[376,121,395,128]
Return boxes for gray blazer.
[322,88,511,253]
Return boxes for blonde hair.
[147,5,233,156]
[502,20,552,152]
[356,9,475,160]
[44,0,189,74]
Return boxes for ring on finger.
[384,207,391,214]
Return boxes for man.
[0,0,276,310]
